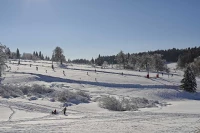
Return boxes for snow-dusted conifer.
[0,43,8,77]
[180,66,197,93]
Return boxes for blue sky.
[0,0,200,59]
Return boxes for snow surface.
[0,60,200,133]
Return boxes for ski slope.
[0,60,200,133]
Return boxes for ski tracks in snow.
[8,106,15,121]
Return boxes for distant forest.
[94,46,200,66]
[70,46,200,67]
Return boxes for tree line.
[5,48,51,61]
[70,59,91,64]
[5,47,66,65]
[4,44,200,72]
[94,46,200,68]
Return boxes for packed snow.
[0,60,200,133]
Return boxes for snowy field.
[0,60,200,133]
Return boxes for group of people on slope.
[52,107,67,115]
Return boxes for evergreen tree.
[180,66,197,93]
[41,54,44,60]
[128,54,138,69]
[16,48,20,64]
[91,58,94,64]
[16,48,20,59]
[39,51,42,59]
[153,54,165,72]
[0,44,8,77]
[116,51,126,69]
[53,46,65,64]
[33,51,35,56]
[5,48,11,59]
[36,52,38,57]
[95,54,103,66]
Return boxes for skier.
[52,109,57,114]
[63,70,65,76]
[63,107,67,115]
[52,64,54,71]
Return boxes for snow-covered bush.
[29,96,38,101]
[0,84,54,98]
[76,90,90,100]
[56,90,90,104]
[0,84,23,98]
[98,96,158,111]
[30,84,54,95]
[0,84,90,104]
[0,44,8,78]
[50,98,55,102]
[130,97,158,108]
[56,90,75,102]
[98,96,136,111]
[102,61,108,68]
[190,56,200,77]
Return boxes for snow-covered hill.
[0,60,200,133]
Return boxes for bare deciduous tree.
[52,46,66,64]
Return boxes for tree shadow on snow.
[156,91,200,100]
[13,72,179,89]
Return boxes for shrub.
[0,84,23,98]
[30,84,54,96]
[98,96,158,111]
[0,84,91,105]
[99,96,130,111]
[76,90,90,100]
[29,96,38,101]
[0,84,54,98]
[56,90,90,104]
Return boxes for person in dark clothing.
[63,107,67,115]
[52,64,54,71]
[52,109,57,114]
